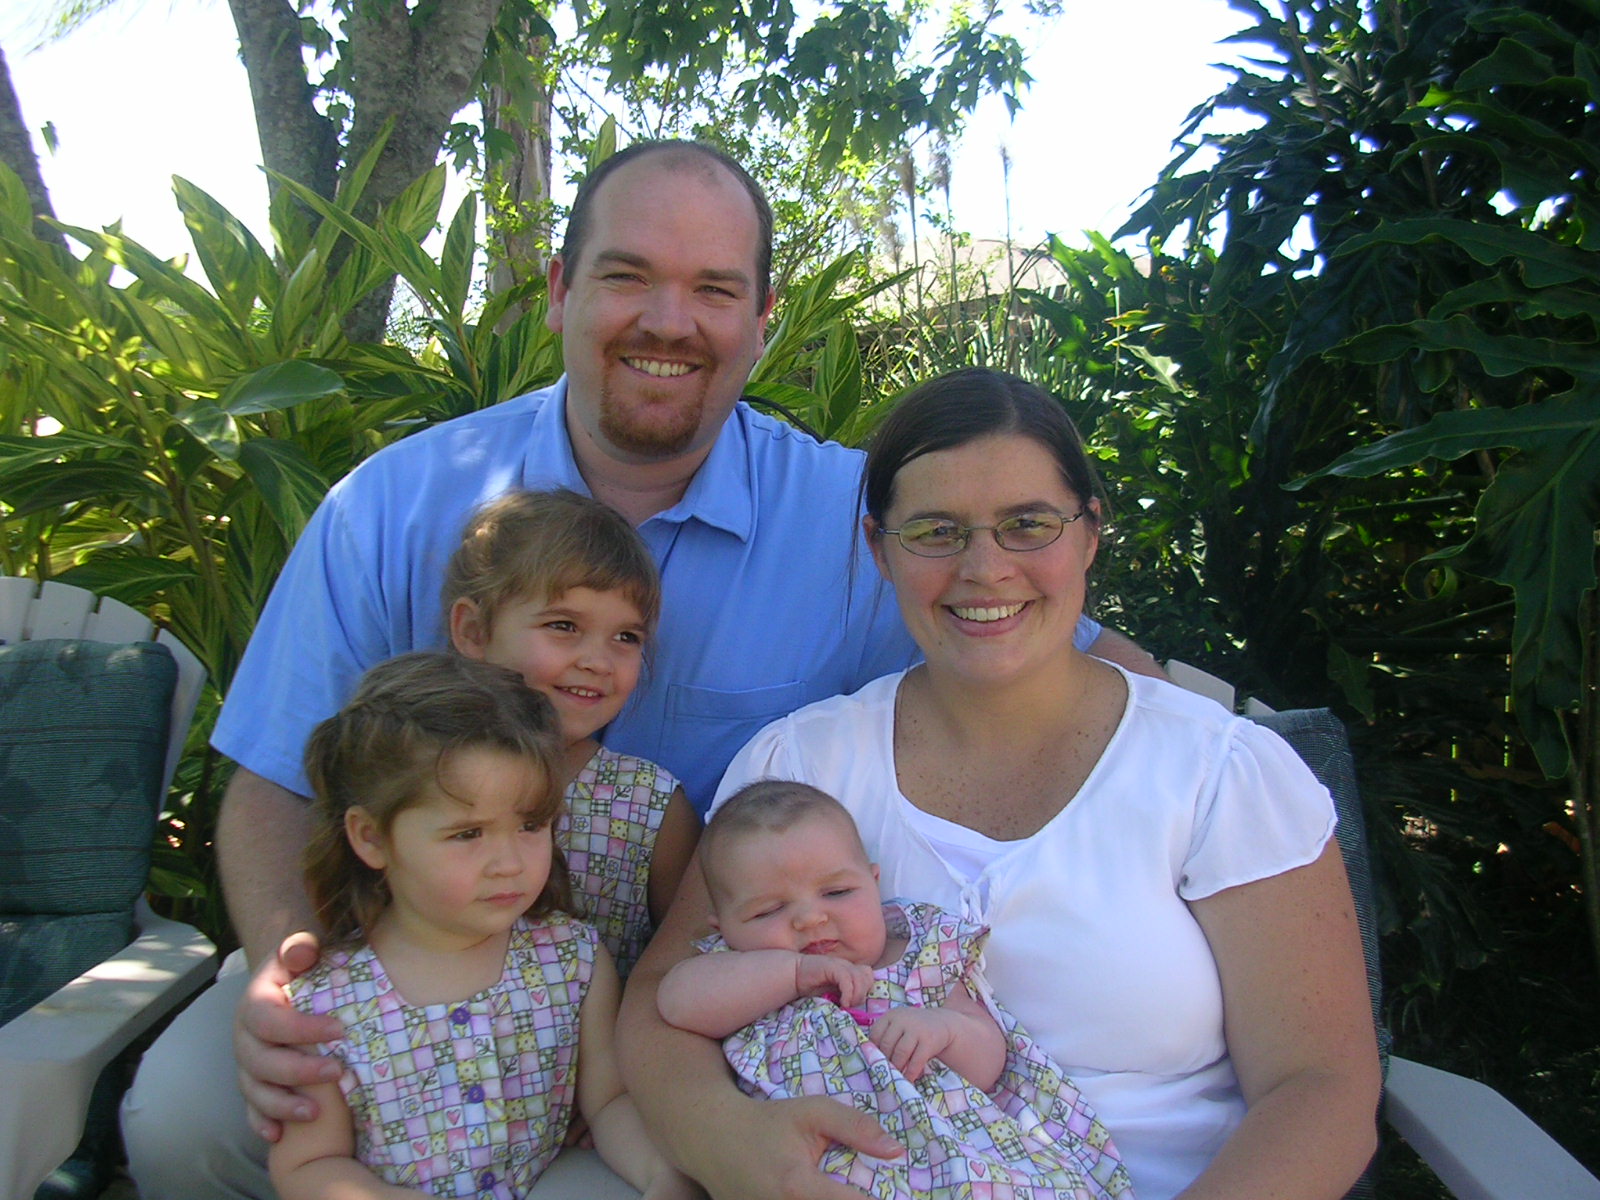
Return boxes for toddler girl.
[268,652,691,1200]
[658,780,1135,1200]
[445,488,698,978]
[267,659,688,1200]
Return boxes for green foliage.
[0,157,563,932]
[1063,0,1598,1050]
[567,0,1028,170]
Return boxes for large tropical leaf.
[237,439,331,541]
[219,361,347,415]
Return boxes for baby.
[659,780,1134,1200]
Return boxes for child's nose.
[486,837,523,874]
[576,640,611,672]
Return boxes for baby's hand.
[795,954,874,1009]
[868,1007,958,1082]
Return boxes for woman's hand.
[691,1095,902,1200]
[234,931,346,1141]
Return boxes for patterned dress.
[288,914,596,1199]
[711,901,1135,1200]
[558,745,676,979]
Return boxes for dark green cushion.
[0,912,133,1026]
[0,639,176,916]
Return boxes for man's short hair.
[558,140,774,307]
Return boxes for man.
[123,141,1159,1200]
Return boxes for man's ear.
[755,286,776,339]
[449,598,490,659]
[345,806,389,871]
[546,256,568,334]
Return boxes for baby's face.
[710,813,888,967]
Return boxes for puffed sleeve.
[1178,718,1337,900]
[708,713,797,818]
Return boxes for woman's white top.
[711,665,1336,1200]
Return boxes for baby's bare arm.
[869,987,1005,1090]
[658,949,872,1038]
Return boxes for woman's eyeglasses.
[879,508,1086,558]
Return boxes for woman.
[619,368,1380,1200]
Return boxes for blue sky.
[6,0,1248,261]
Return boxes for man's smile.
[622,356,699,378]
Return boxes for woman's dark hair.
[302,652,572,945]
[861,367,1104,527]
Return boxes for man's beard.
[597,371,710,458]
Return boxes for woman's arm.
[647,787,702,926]
[576,946,697,1199]
[617,851,903,1200]
[658,948,874,1038]
[1181,840,1381,1200]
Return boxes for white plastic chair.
[1166,659,1600,1200]
[0,578,219,1200]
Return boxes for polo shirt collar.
[525,377,756,543]
[519,377,590,491]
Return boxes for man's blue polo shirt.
[212,378,1100,812]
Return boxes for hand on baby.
[794,953,875,1009]
[867,1007,959,1082]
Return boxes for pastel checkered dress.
[289,914,596,1198]
[558,746,676,979]
[712,901,1136,1200]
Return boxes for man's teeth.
[951,603,1025,623]
[625,358,695,378]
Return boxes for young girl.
[268,652,692,1200]
[658,780,1135,1200]
[444,488,699,979]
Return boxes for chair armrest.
[0,898,218,1200]
[1385,1055,1600,1200]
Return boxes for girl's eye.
[451,828,482,841]
[544,619,577,633]
[615,629,644,646]
[520,817,547,833]
[824,887,855,898]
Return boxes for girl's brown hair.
[302,651,571,944]
[442,488,661,642]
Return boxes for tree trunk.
[340,0,504,341]
[483,34,553,305]
[226,0,340,206]
[0,42,65,246]
[226,0,502,341]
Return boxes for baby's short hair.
[700,780,864,901]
